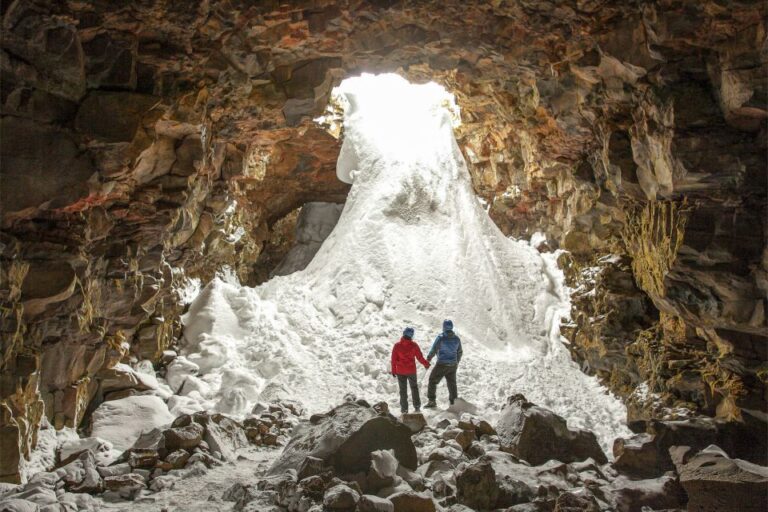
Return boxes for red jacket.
[391,337,429,375]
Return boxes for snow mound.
[90,395,174,454]
[179,73,631,452]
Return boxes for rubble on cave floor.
[0,357,302,511]
[4,387,764,512]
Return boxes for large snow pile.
[179,73,630,451]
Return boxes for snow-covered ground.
[176,73,631,453]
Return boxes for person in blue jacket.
[424,319,462,408]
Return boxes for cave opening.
[2,2,766,505]
[250,71,462,285]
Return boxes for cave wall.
[0,0,765,482]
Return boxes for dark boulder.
[269,402,417,476]
[679,445,768,512]
[454,460,498,510]
[323,483,360,510]
[613,416,767,478]
[605,474,686,512]
[496,394,607,465]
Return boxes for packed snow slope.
[179,74,631,451]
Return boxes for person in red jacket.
[391,327,430,414]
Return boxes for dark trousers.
[427,363,458,403]
[397,374,420,413]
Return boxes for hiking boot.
[414,407,421,413]
[424,401,437,409]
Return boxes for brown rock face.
[1,0,765,482]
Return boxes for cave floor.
[94,447,280,511]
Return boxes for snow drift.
[180,73,630,451]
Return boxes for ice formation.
[180,73,631,451]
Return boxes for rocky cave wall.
[0,0,765,483]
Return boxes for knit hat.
[443,319,454,332]
[403,326,415,338]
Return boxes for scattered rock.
[103,473,146,499]
[57,450,103,493]
[417,460,455,479]
[388,491,436,512]
[298,456,331,480]
[162,450,191,470]
[400,414,427,434]
[149,474,178,492]
[606,474,685,512]
[200,414,250,461]
[324,484,360,510]
[222,482,251,502]
[473,419,496,437]
[187,451,220,468]
[443,428,474,451]
[396,466,424,492]
[163,422,204,451]
[128,449,159,470]
[455,460,498,510]
[553,490,600,512]
[496,394,607,465]
[358,494,395,512]
[97,463,131,479]
[298,475,326,500]
[466,442,485,459]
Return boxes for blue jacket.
[427,331,462,364]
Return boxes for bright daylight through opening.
[176,73,631,452]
